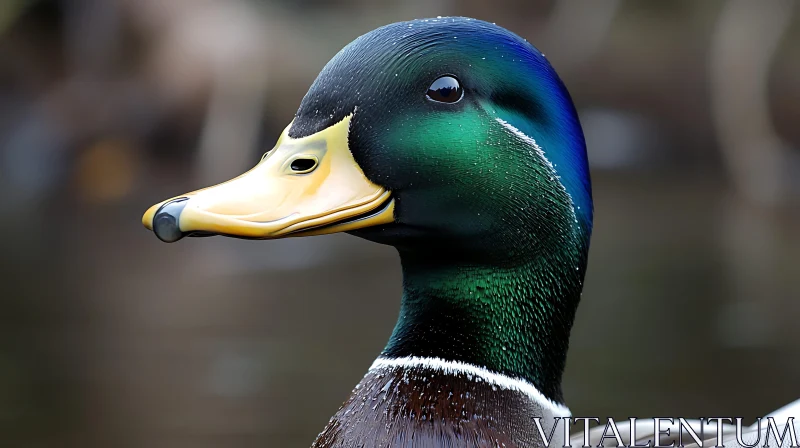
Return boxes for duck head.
[144,17,591,406]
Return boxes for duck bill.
[142,115,394,242]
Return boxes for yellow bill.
[142,115,394,242]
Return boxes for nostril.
[153,197,189,243]
[290,158,318,173]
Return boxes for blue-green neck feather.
[290,17,593,404]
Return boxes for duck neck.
[381,245,587,405]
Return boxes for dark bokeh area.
[1,0,799,446]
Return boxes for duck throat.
[381,246,587,405]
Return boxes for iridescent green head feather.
[291,17,591,258]
[144,17,593,405]
[289,17,593,403]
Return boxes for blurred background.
[0,0,798,446]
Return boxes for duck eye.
[426,76,463,104]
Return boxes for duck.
[140,17,795,448]
[142,16,590,447]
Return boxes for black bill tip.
[153,197,189,243]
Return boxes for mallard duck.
[142,16,590,447]
[141,17,796,448]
